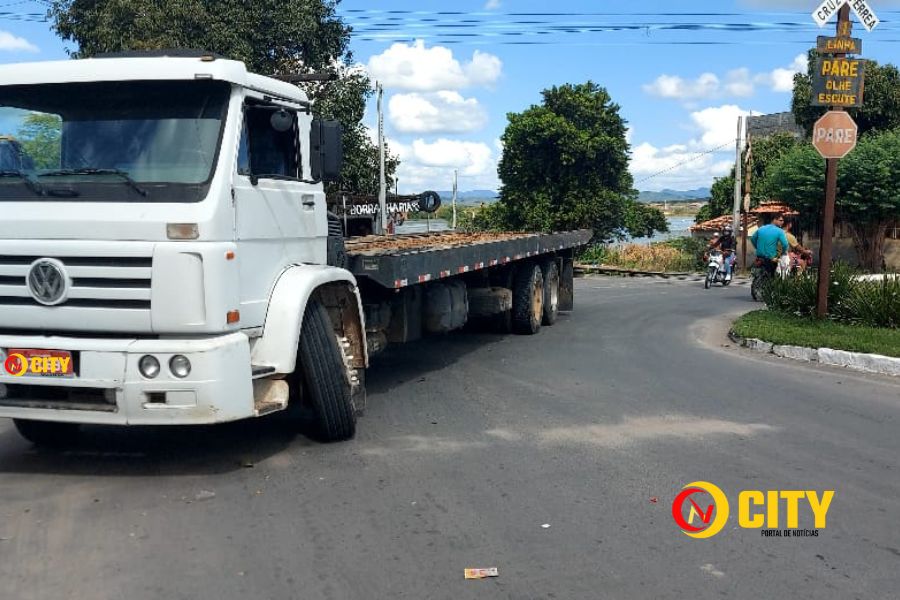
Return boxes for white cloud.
[689,104,749,148]
[389,91,488,134]
[367,40,502,92]
[644,54,808,102]
[0,31,38,53]
[643,73,720,100]
[630,141,734,191]
[391,138,498,191]
[630,104,753,190]
[758,54,808,93]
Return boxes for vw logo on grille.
[27,258,69,306]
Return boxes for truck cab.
[0,54,366,443]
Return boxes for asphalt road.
[1,277,898,600]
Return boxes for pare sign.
[812,111,858,159]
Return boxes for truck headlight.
[139,355,160,379]
[169,355,191,378]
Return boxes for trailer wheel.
[512,263,544,335]
[540,260,560,326]
[489,266,515,333]
[13,419,80,448]
[297,298,356,442]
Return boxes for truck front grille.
[0,255,152,310]
[0,383,117,412]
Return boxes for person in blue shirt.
[751,213,790,276]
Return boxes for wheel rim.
[532,274,543,323]
[548,272,559,313]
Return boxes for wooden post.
[815,4,851,319]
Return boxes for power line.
[633,140,735,186]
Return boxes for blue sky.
[1,1,898,193]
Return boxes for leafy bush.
[761,263,899,328]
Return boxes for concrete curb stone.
[729,331,900,378]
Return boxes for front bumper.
[0,332,254,425]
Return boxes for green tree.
[694,132,801,223]
[16,113,62,169]
[486,82,658,240]
[768,129,900,272]
[48,0,396,192]
[623,200,669,239]
[792,52,900,137]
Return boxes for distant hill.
[638,188,710,202]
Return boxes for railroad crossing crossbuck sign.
[812,0,880,31]
[812,111,858,160]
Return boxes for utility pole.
[732,116,744,269]
[452,169,458,230]
[376,82,387,235]
[742,128,752,273]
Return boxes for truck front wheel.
[297,299,356,442]
[512,263,544,335]
[13,419,80,448]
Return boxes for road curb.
[728,331,900,377]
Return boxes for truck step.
[252,378,289,417]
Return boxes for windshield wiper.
[42,168,149,197]
[0,169,45,196]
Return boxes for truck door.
[232,101,327,328]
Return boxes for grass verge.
[733,310,900,358]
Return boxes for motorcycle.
[750,257,770,301]
[752,251,815,301]
[704,249,733,289]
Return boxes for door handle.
[302,200,316,207]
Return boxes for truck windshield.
[0,80,230,202]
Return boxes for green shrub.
[761,263,899,328]
[580,236,707,273]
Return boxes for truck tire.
[298,299,356,442]
[559,259,575,311]
[512,263,544,335]
[13,419,79,448]
[540,260,560,326]
[489,266,515,334]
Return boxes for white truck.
[0,53,590,445]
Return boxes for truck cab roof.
[0,55,308,105]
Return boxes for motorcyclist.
[750,213,790,277]
[708,225,737,279]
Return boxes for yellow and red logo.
[672,481,835,539]
[4,351,72,377]
[672,481,730,539]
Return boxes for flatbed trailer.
[336,230,593,356]
[345,230,593,290]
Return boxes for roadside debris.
[464,568,499,580]
[195,490,216,502]
[649,497,658,504]
[541,523,551,529]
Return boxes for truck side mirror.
[310,119,343,183]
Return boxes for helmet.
[712,232,720,237]
[724,225,733,233]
